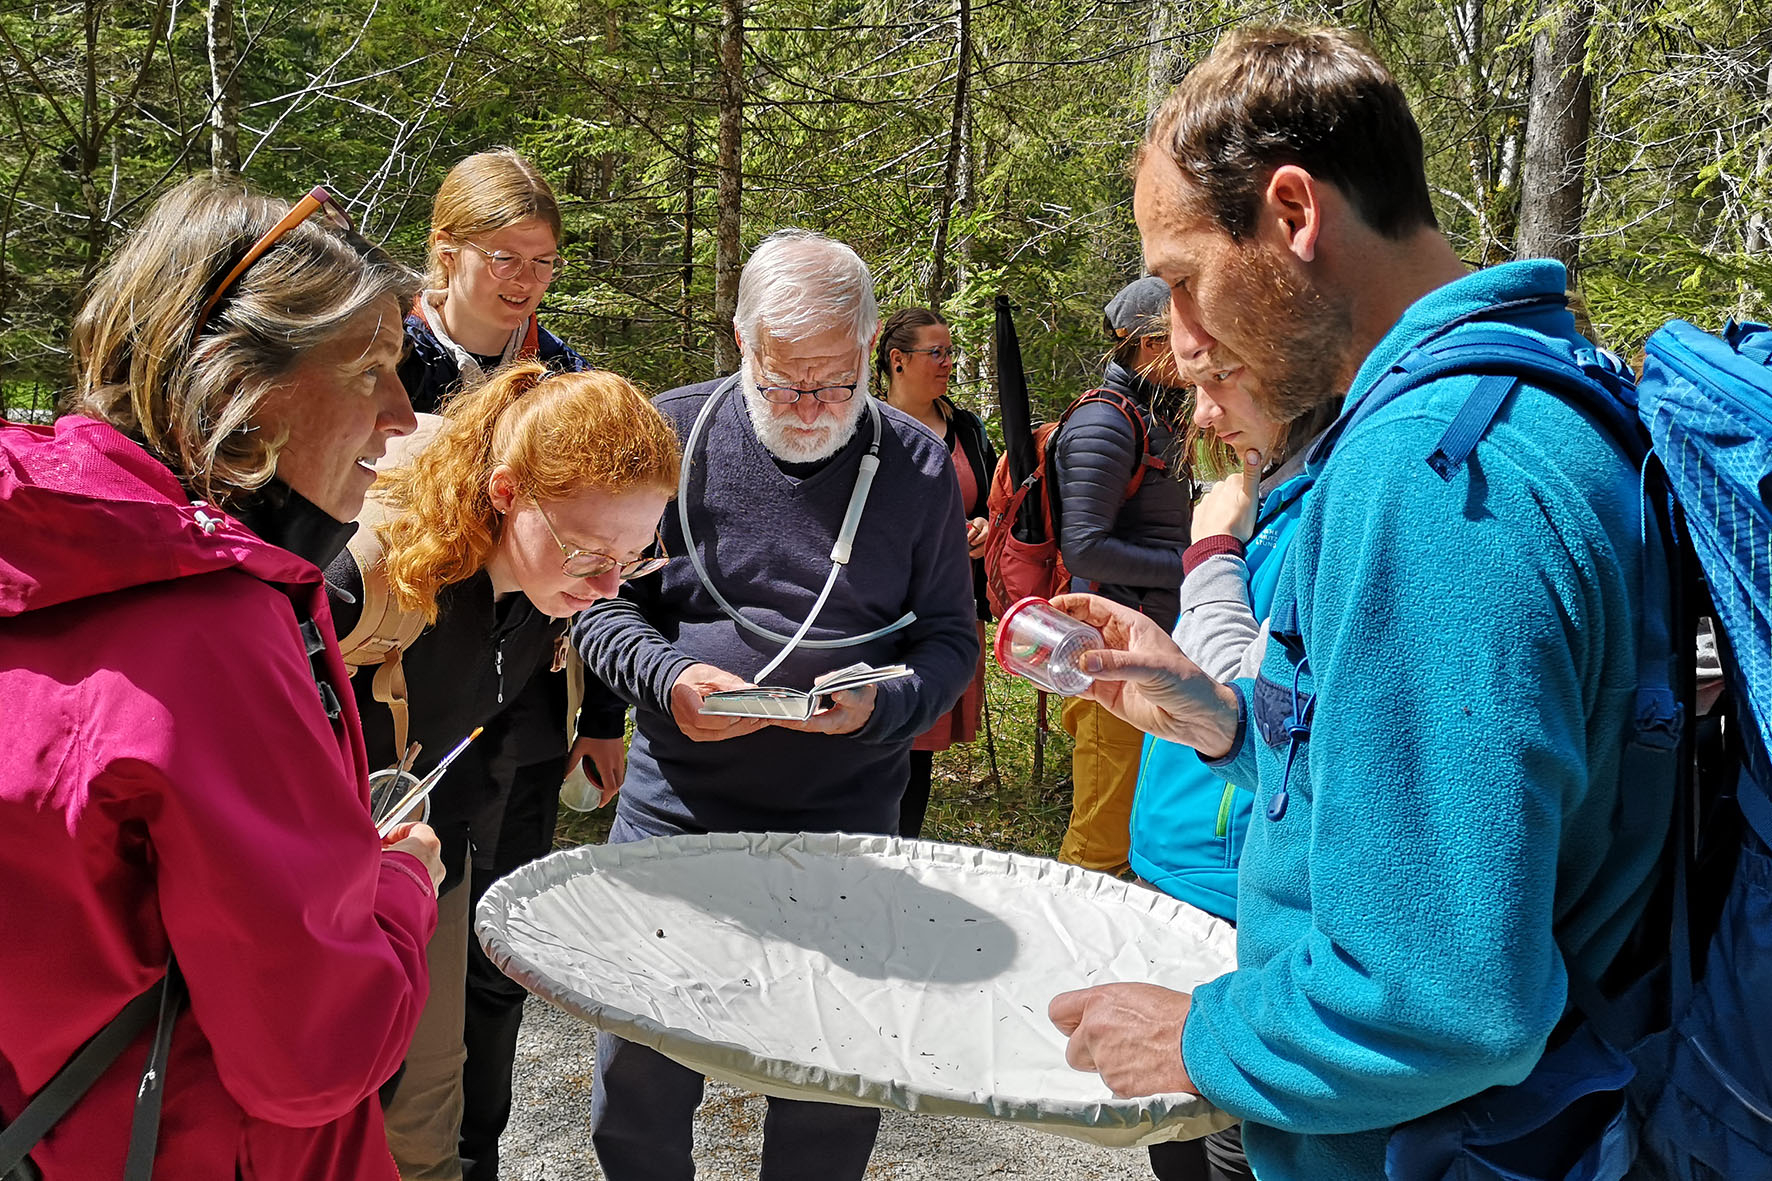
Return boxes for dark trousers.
[590,1033,882,1181]
[1148,1124,1252,1181]
[898,749,934,838]
[589,813,883,1180]
[459,754,564,1181]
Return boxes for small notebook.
[699,662,914,720]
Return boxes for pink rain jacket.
[0,416,437,1179]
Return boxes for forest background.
[5,0,1772,845]
[6,0,1772,415]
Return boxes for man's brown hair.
[1145,25,1437,241]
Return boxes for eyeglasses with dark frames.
[532,499,669,581]
[457,239,565,282]
[754,379,860,405]
[196,186,353,335]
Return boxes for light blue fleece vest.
[1127,472,1312,920]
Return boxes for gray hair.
[734,229,879,351]
[70,175,420,508]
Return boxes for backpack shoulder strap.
[0,958,185,1181]
[336,413,447,759]
[1055,387,1167,498]
[337,519,425,758]
[1304,316,1683,811]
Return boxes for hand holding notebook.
[699,662,913,720]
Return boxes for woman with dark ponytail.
[876,307,996,837]
[330,361,680,1181]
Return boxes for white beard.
[741,357,869,464]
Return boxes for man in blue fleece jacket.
[1047,26,1674,1181]
[571,228,978,1181]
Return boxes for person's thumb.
[1241,448,1263,483]
[1048,988,1090,1034]
[1077,647,1159,683]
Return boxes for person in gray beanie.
[1049,275,1194,877]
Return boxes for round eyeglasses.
[533,499,669,581]
[461,240,565,282]
[902,346,959,363]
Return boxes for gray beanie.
[1103,276,1171,340]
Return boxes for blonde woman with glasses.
[402,148,582,413]
[336,360,678,1181]
[393,148,612,1181]
[0,175,443,1180]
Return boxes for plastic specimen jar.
[992,596,1103,696]
[369,766,431,830]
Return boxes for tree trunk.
[1144,0,1178,121]
[712,0,744,374]
[1443,0,1500,260]
[1516,0,1594,274]
[1746,59,1772,256]
[682,108,697,353]
[207,0,240,173]
[79,0,104,284]
[925,0,970,311]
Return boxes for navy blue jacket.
[399,310,588,414]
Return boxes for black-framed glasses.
[533,499,669,580]
[754,380,860,405]
[902,346,959,363]
[196,185,353,334]
[460,239,565,282]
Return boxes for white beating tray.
[476,831,1237,1147]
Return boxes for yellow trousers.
[1058,696,1144,876]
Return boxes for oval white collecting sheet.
[477,832,1238,1147]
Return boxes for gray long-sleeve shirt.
[572,377,980,836]
[1171,449,1313,682]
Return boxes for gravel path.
[500,998,1155,1180]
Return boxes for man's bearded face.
[742,326,869,464]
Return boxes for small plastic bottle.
[992,597,1104,696]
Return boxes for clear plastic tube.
[992,597,1103,696]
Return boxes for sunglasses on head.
[194,186,354,336]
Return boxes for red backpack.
[983,388,1165,618]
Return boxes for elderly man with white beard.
[570,228,980,1181]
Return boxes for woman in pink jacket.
[0,176,444,1179]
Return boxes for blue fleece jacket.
[1181,261,1673,1179]
[1128,472,1312,920]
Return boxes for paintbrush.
[377,726,483,839]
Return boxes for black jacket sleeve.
[949,404,998,620]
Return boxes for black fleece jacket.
[326,559,621,893]
[939,398,997,621]
[1048,361,1193,631]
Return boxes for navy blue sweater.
[571,377,980,836]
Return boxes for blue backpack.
[1314,301,1771,1180]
